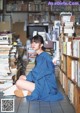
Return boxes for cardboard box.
[0,21,11,32]
[12,22,27,45]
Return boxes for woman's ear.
[41,44,43,47]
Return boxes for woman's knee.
[19,75,26,80]
[16,80,22,88]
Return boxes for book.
[77,61,80,87]
[67,41,72,56]
[73,40,80,58]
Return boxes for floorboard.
[29,101,40,113]
[0,86,76,113]
[0,77,76,113]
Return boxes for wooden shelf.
[6,11,42,13]
[59,15,80,113]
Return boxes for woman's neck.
[36,49,44,55]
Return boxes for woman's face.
[31,41,42,51]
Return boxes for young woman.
[3,35,63,101]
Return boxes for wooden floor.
[0,80,76,113]
[0,66,75,113]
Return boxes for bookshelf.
[5,1,51,24]
[59,37,80,113]
[5,0,80,24]
[59,14,80,113]
[5,0,80,13]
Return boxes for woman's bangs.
[31,38,40,43]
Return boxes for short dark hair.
[31,34,45,50]
[31,34,44,44]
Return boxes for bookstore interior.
[0,0,80,113]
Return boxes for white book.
[74,61,78,83]
[68,80,71,100]
[0,82,13,91]
[67,42,72,56]
[71,60,75,80]
[64,27,75,34]
[0,75,12,80]
[65,22,74,27]
[62,73,65,89]
[73,40,78,57]
[63,42,67,54]
[0,45,12,48]
[70,83,74,104]
[77,41,80,58]
[73,40,80,58]
[77,62,80,87]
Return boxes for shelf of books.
[58,13,80,113]
[0,33,14,91]
[0,32,22,92]
[6,0,80,13]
